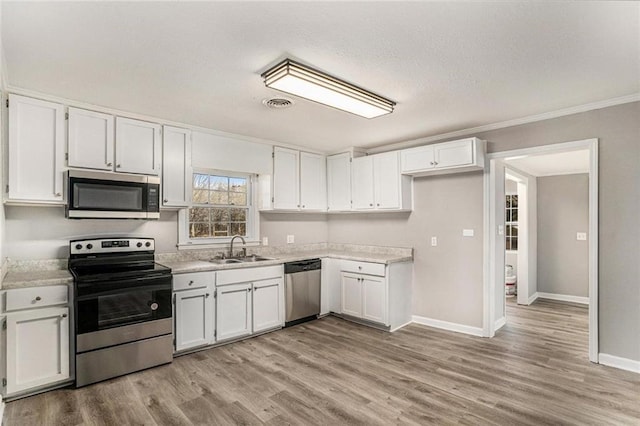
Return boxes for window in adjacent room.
[505,194,518,251]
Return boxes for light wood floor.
[4,299,640,425]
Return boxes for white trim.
[0,400,4,426]
[494,316,506,331]
[367,94,639,154]
[598,354,640,374]
[527,292,539,305]
[537,292,589,305]
[412,315,484,337]
[484,138,599,363]
[389,320,413,333]
[482,166,491,337]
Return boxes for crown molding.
[367,93,640,154]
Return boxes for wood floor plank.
[4,299,640,425]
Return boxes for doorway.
[484,138,598,362]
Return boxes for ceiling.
[504,150,590,177]
[2,2,639,153]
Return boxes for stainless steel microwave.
[66,170,160,219]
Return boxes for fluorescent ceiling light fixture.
[262,59,395,119]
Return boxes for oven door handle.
[76,283,171,300]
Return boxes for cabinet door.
[6,306,69,395]
[174,288,213,352]
[352,156,375,210]
[341,273,363,318]
[162,126,192,207]
[434,139,474,168]
[253,279,282,333]
[400,145,435,173]
[115,117,161,175]
[8,94,65,203]
[362,276,387,325]
[68,107,114,171]
[299,152,327,211]
[273,147,300,210]
[327,153,352,211]
[216,283,252,341]
[373,151,401,209]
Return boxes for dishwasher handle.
[284,259,322,274]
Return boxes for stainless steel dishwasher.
[284,259,321,327]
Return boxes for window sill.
[177,240,261,251]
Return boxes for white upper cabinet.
[272,147,300,210]
[272,147,327,211]
[353,152,411,211]
[7,94,66,203]
[352,156,375,210]
[162,126,192,207]
[299,152,326,211]
[115,117,161,175]
[67,107,114,171]
[326,152,352,211]
[400,137,485,176]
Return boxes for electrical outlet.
[463,229,474,237]
[431,236,438,247]
[287,235,295,244]
[577,232,587,241]
[498,225,505,235]
[262,237,269,246]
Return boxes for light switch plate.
[498,225,505,236]
[287,235,295,244]
[262,237,269,246]
[577,232,587,241]
[463,229,475,237]
[431,236,438,247]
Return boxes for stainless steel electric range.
[68,237,173,387]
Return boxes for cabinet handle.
[302,205,305,208]
[188,280,194,286]
[297,204,300,208]
[254,287,258,292]
[358,266,362,270]
[61,313,68,318]
[163,199,168,203]
[206,293,210,298]
[107,162,113,167]
[377,203,380,207]
[54,193,61,197]
[430,161,434,166]
[247,288,252,292]
[369,203,373,207]
[35,296,42,301]
[434,161,438,165]
[116,164,121,168]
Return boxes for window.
[179,170,258,246]
[506,194,518,250]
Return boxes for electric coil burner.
[68,237,173,387]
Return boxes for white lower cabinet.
[338,260,412,330]
[174,288,214,352]
[216,282,253,341]
[5,306,70,396]
[252,279,282,333]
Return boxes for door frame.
[483,138,599,363]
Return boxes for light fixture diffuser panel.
[262,59,394,119]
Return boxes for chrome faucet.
[229,235,246,258]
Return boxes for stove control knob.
[86,244,93,250]
[137,242,143,248]
[75,244,83,250]
[145,242,151,247]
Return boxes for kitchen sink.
[209,255,274,265]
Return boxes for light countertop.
[2,270,73,290]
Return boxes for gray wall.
[537,174,589,297]
[328,173,485,327]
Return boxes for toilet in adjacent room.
[505,264,517,295]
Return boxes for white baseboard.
[537,292,589,305]
[494,316,506,331]
[412,315,484,337]
[599,353,640,374]
[527,292,539,305]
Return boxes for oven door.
[76,276,172,335]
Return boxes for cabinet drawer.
[173,271,214,291]
[5,285,68,312]
[217,265,283,286]
[340,260,386,277]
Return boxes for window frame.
[177,168,260,249]
[505,193,518,252]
